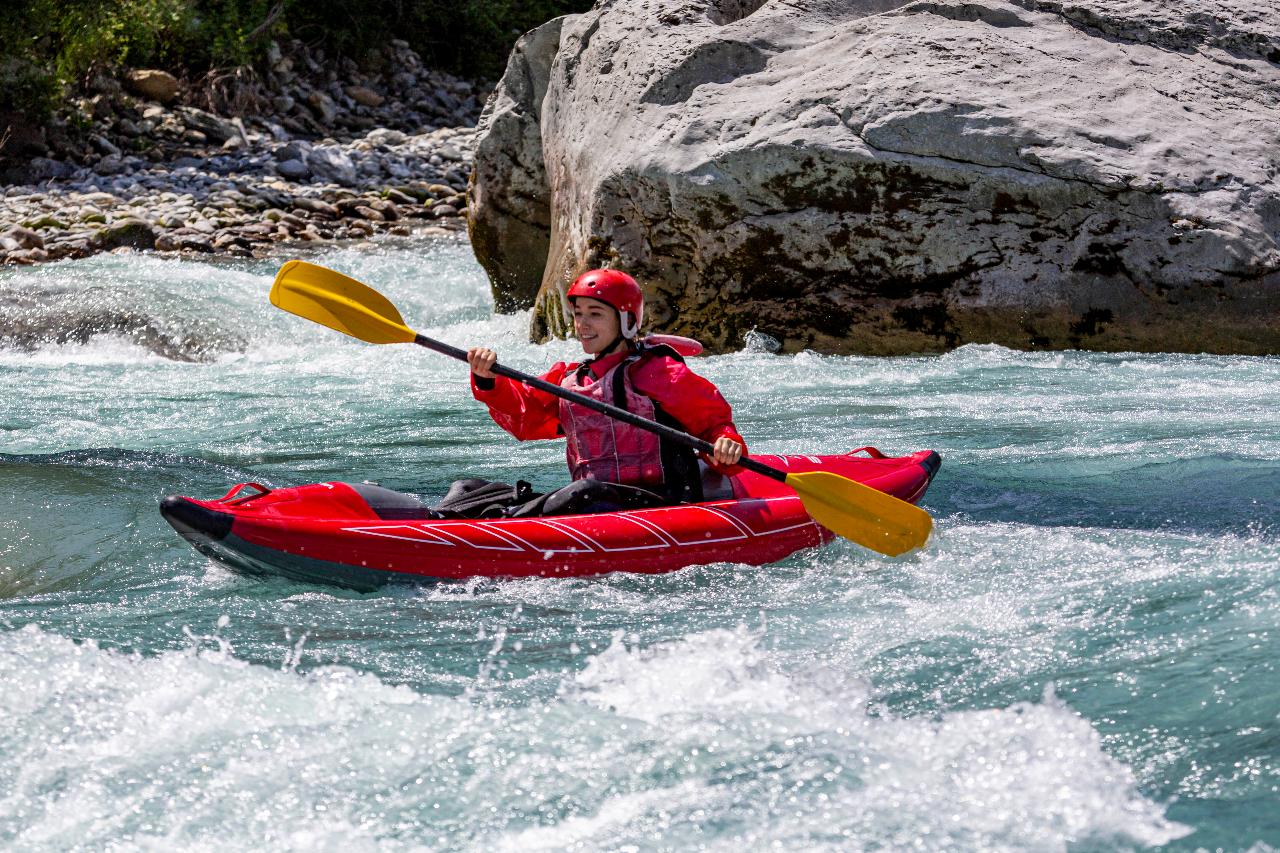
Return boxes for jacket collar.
[581,344,637,377]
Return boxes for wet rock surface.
[471,0,1280,354]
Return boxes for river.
[1,237,1276,850]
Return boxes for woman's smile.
[573,296,621,354]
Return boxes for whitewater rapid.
[1,237,1276,850]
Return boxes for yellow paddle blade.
[270,259,416,344]
[787,470,933,557]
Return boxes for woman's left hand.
[711,436,744,466]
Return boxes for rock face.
[468,17,571,312]
[470,0,1280,354]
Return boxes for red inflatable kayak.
[161,448,940,589]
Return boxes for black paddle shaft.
[414,333,787,484]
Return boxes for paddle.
[269,259,933,556]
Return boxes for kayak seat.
[698,462,735,501]
[346,482,441,520]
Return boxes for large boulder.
[469,0,1280,354]
[468,16,574,312]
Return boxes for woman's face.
[572,297,621,354]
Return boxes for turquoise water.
[1,239,1276,850]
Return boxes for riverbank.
[1,39,482,265]
[1,126,475,264]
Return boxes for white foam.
[570,626,853,723]
[0,334,173,366]
[554,626,1191,850]
[0,619,1193,851]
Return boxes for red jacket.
[471,348,747,475]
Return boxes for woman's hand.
[468,347,498,379]
[711,436,743,466]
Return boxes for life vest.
[560,351,664,487]
[558,344,704,502]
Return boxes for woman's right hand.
[468,347,498,379]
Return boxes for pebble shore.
[1,127,475,265]
[1,40,483,266]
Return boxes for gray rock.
[473,0,1280,354]
[26,158,75,182]
[307,90,338,124]
[274,141,310,162]
[95,155,127,175]
[252,188,294,209]
[90,135,122,157]
[212,232,252,250]
[156,232,214,253]
[12,248,49,263]
[174,106,237,143]
[292,196,340,218]
[276,158,310,179]
[307,146,357,186]
[365,128,407,146]
[385,162,412,180]
[4,226,43,250]
[92,219,157,250]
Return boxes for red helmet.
[566,269,644,339]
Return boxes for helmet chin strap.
[601,306,631,355]
[601,333,627,355]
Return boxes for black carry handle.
[414,333,786,484]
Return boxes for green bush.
[0,58,61,119]
[0,0,592,119]
[269,0,590,78]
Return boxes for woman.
[465,269,746,512]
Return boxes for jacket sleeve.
[632,356,748,475]
[470,363,568,441]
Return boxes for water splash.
[0,237,1276,849]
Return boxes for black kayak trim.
[160,495,232,542]
[160,494,437,589]
[919,451,942,484]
